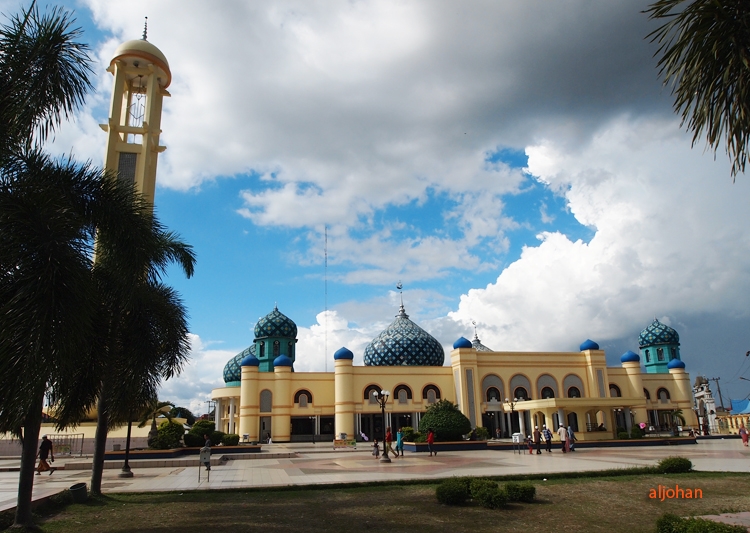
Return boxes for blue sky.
[8,0,750,413]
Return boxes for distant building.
[692,376,717,434]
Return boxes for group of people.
[372,426,410,458]
[525,424,576,454]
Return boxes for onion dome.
[579,339,600,351]
[111,39,171,88]
[667,358,686,370]
[472,333,493,352]
[620,350,640,363]
[254,305,297,339]
[334,347,354,360]
[224,344,256,383]
[241,354,260,367]
[639,319,679,348]
[453,337,472,349]
[363,304,445,366]
[273,354,293,367]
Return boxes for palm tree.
[646,0,750,178]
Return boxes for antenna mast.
[324,225,328,372]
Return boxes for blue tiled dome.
[274,354,293,367]
[224,344,256,383]
[472,333,493,352]
[667,358,686,370]
[579,339,600,351]
[364,305,445,366]
[453,337,472,349]
[620,350,640,363]
[334,347,354,360]
[241,354,260,367]
[254,306,297,339]
[639,319,679,348]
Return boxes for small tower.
[639,318,681,374]
[253,306,298,372]
[100,19,171,208]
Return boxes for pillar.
[334,357,355,438]
[272,365,292,442]
[239,364,259,441]
[228,397,236,434]
[623,361,648,427]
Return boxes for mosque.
[210,304,698,443]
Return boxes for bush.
[211,430,226,446]
[630,426,644,439]
[658,456,693,474]
[183,433,204,447]
[470,479,507,509]
[618,431,630,440]
[418,400,472,441]
[474,427,490,440]
[190,420,216,437]
[151,421,184,449]
[222,434,240,446]
[656,513,746,533]
[400,426,417,442]
[504,481,536,503]
[436,478,470,505]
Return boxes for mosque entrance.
[260,416,271,443]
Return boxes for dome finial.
[142,17,148,41]
[472,319,478,341]
[396,281,408,318]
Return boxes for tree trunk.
[90,387,109,495]
[13,392,43,528]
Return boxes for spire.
[142,17,148,40]
[396,281,408,318]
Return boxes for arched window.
[260,390,272,413]
[609,384,621,398]
[259,342,265,358]
[288,341,295,358]
[657,388,670,403]
[514,387,528,400]
[273,340,280,357]
[364,384,381,404]
[670,347,676,360]
[567,386,581,398]
[643,388,651,400]
[656,347,664,361]
[294,389,312,407]
[394,384,412,404]
[644,349,650,363]
[422,385,441,403]
[486,387,501,402]
[541,387,555,399]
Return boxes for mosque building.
[211,306,698,443]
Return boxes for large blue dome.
[364,305,444,366]
[639,319,679,348]
[223,343,256,384]
[254,306,297,339]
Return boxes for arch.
[536,374,559,399]
[364,384,382,404]
[541,386,555,399]
[567,412,579,432]
[422,384,441,403]
[259,342,265,358]
[644,349,650,363]
[514,387,529,400]
[509,374,532,400]
[288,341,295,359]
[670,347,677,360]
[567,387,581,398]
[273,340,280,357]
[563,374,585,398]
[294,389,312,407]
[393,384,413,403]
[657,387,670,403]
[486,386,501,402]
[656,347,665,361]
[481,374,504,401]
[260,389,273,413]
[609,384,621,398]
[643,388,651,400]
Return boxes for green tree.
[170,406,197,426]
[418,399,472,441]
[137,400,176,447]
[646,0,750,178]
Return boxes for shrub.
[470,479,507,509]
[183,433,203,447]
[618,431,630,440]
[630,426,644,439]
[656,513,746,533]
[418,400,472,441]
[211,430,226,447]
[151,421,184,449]
[504,482,536,503]
[190,420,215,437]
[222,434,240,446]
[400,426,417,442]
[436,478,470,505]
[474,427,490,440]
[658,456,693,474]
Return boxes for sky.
[6,0,750,414]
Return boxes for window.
[259,342,265,358]
[364,385,381,404]
[670,347,676,360]
[657,347,664,361]
[426,389,437,403]
[393,385,412,403]
[273,340,280,357]
[609,384,621,398]
[645,349,650,363]
[398,389,408,403]
[541,387,555,399]
[567,387,581,398]
[514,387,528,400]
[260,390,272,413]
[289,341,295,358]
[294,389,312,407]
[422,385,441,403]
[486,387,501,402]
[657,388,670,403]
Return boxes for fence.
[49,433,84,457]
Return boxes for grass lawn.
[9,472,750,533]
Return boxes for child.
[527,435,534,454]
[372,439,380,458]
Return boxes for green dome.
[254,306,297,339]
[639,319,679,348]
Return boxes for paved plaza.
[0,438,747,515]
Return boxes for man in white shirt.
[557,424,568,453]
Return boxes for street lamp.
[373,390,391,463]
[504,397,518,436]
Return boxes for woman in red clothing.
[385,426,397,458]
[427,428,436,457]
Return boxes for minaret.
[100,19,171,207]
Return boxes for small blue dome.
[274,354,293,367]
[579,339,600,351]
[453,337,472,349]
[334,347,354,360]
[620,350,640,363]
[241,354,260,367]
[667,358,685,369]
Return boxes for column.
[557,408,566,429]
[334,356,355,438]
[518,410,526,436]
[229,397,236,434]
[624,407,633,432]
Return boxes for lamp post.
[373,390,391,463]
[504,397,518,435]
[309,416,316,444]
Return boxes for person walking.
[201,434,212,471]
[372,439,380,458]
[395,428,404,457]
[427,428,436,457]
[36,435,55,476]
[385,426,396,458]
[495,427,502,440]
[567,425,577,452]
[533,426,542,454]
[526,434,534,454]
[543,425,552,453]
[557,423,568,453]
[740,424,748,447]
